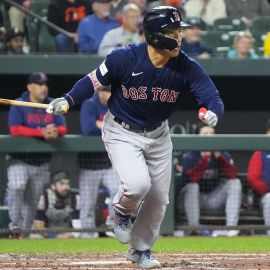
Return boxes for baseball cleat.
[114,210,132,243]
[125,246,141,263]
[126,247,161,269]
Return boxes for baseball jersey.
[8,91,67,165]
[89,42,224,128]
[78,95,112,170]
[247,151,270,195]
[182,151,237,193]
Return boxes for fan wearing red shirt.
[7,72,67,237]
[247,120,270,235]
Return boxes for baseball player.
[78,87,118,238]
[7,72,67,237]
[178,123,242,237]
[33,172,80,238]
[247,119,270,235]
[46,6,224,269]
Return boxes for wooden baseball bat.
[0,99,49,109]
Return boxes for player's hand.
[198,108,218,127]
[46,98,69,115]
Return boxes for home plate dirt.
[0,253,270,270]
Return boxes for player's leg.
[79,168,101,238]
[183,183,200,226]
[24,163,50,231]
[125,123,171,268]
[102,167,119,227]
[102,114,152,243]
[102,116,152,215]
[261,192,270,235]
[127,122,172,268]
[7,162,29,231]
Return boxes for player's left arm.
[187,59,224,127]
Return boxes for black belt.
[113,116,161,133]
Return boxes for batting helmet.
[143,6,189,51]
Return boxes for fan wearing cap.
[4,27,25,54]
[7,72,67,237]
[248,120,270,235]
[33,172,80,238]
[78,0,119,53]
[46,6,224,268]
[181,17,212,59]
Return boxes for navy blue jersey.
[79,95,111,170]
[89,42,223,128]
[80,95,107,136]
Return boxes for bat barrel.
[0,99,49,109]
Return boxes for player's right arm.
[46,49,124,115]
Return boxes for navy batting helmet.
[143,6,189,51]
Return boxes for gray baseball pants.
[79,167,119,230]
[7,161,49,230]
[179,179,242,226]
[102,111,172,251]
[261,193,270,235]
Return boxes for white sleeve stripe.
[100,60,108,76]
[88,69,103,91]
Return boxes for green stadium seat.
[252,17,270,35]
[213,17,247,32]
[25,1,55,52]
[201,31,233,56]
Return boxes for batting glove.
[46,97,69,115]
[200,110,218,127]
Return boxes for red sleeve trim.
[57,126,67,136]
[187,156,209,182]
[218,154,237,179]
[10,125,43,137]
[247,151,268,195]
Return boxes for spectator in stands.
[4,28,25,54]
[225,0,270,25]
[78,0,119,53]
[48,0,92,52]
[148,0,186,18]
[183,0,227,26]
[8,0,32,32]
[178,123,242,237]
[227,31,259,59]
[78,87,118,238]
[98,3,141,57]
[33,172,80,238]
[7,72,67,238]
[181,17,212,59]
[247,119,270,235]
[112,0,147,22]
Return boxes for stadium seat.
[26,1,55,52]
[201,31,233,56]
[252,17,270,35]
[213,17,247,32]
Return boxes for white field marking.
[70,259,130,265]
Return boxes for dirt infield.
[0,253,270,270]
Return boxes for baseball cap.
[51,172,70,184]
[4,27,24,42]
[27,72,48,85]
[185,17,206,30]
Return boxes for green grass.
[1,237,270,253]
